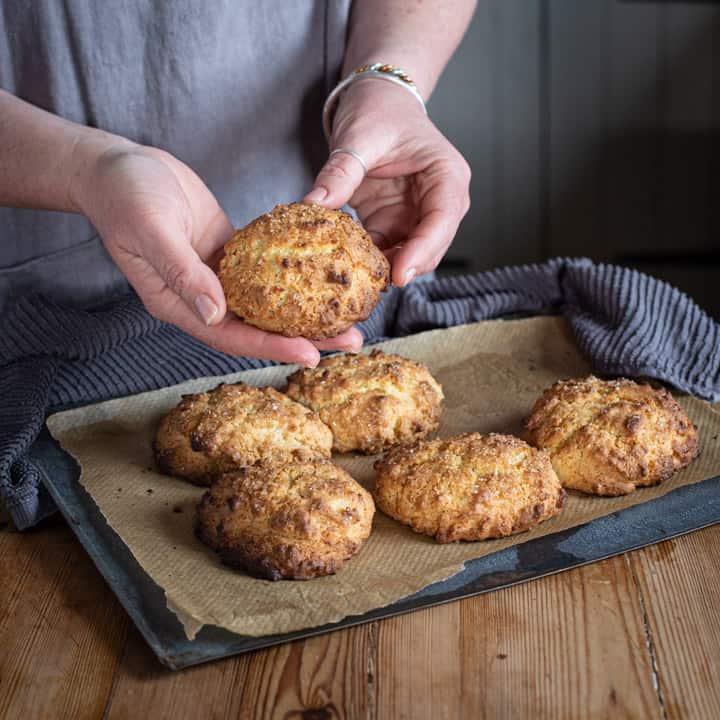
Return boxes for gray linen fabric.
[0,0,351,310]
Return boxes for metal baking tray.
[32,425,720,670]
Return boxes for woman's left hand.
[304,79,471,287]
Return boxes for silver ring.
[329,147,368,175]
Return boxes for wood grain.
[375,556,661,720]
[5,501,720,719]
[629,530,720,720]
[104,628,250,720]
[238,627,371,720]
[375,603,463,720]
[0,509,129,720]
[104,623,371,720]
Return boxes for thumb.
[143,220,228,326]
[303,147,371,209]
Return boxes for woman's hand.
[73,143,362,365]
[304,79,471,286]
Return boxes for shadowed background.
[431,0,719,319]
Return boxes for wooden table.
[2,501,720,720]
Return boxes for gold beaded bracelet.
[322,62,427,141]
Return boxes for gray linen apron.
[0,1,350,311]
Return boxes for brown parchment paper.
[46,317,720,640]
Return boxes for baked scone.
[374,432,566,543]
[522,375,700,496]
[194,460,375,580]
[285,349,444,454]
[218,203,390,339]
[153,382,332,485]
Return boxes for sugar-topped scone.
[194,460,375,580]
[285,349,444,454]
[153,382,332,485]
[218,203,390,339]
[374,432,566,543]
[522,375,700,496]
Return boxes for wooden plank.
[375,555,660,719]
[239,627,371,719]
[375,603,462,719]
[0,511,129,720]
[460,556,660,719]
[105,623,371,719]
[7,505,720,719]
[431,0,543,272]
[104,628,250,719]
[628,527,720,720]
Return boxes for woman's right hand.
[72,143,362,366]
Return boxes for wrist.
[67,131,138,215]
[332,77,426,134]
[340,76,426,111]
[327,69,427,142]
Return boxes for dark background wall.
[430,0,719,319]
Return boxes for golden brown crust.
[373,432,566,543]
[194,460,375,580]
[153,382,332,485]
[285,349,444,454]
[522,375,700,496]
[218,203,390,340]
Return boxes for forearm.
[343,0,477,100]
[0,89,133,213]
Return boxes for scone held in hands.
[219,203,390,340]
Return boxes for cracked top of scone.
[153,382,332,485]
[285,349,444,454]
[373,432,566,543]
[522,375,700,496]
[218,203,390,340]
[194,460,375,580]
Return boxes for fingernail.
[304,187,327,204]
[403,267,417,285]
[194,294,218,325]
